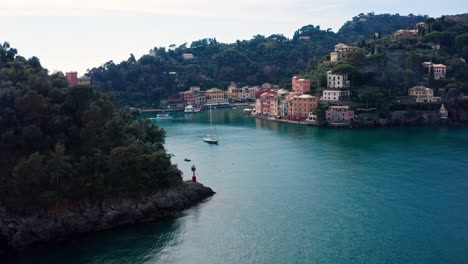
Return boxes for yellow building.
[205,88,228,105]
[227,85,256,102]
[409,86,440,102]
[77,77,91,85]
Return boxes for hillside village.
[71,14,468,127]
[132,16,466,127]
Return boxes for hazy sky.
[1,0,466,75]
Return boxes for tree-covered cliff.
[0,43,182,214]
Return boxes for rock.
[0,182,214,252]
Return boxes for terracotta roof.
[409,86,432,91]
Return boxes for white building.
[322,90,351,101]
[326,71,350,88]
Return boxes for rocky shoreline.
[0,181,214,252]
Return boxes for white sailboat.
[203,106,219,144]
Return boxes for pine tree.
[427,65,435,88]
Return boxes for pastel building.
[77,76,91,85]
[227,84,256,102]
[66,72,78,86]
[408,86,441,102]
[393,29,418,38]
[322,90,351,101]
[255,92,271,115]
[194,91,206,107]
[179,90,196,105]
[292,76,311,94]
[205,88,228,105]
[423,62,446,79]
[326,106,354,122]
[270,90,290,117]
[330,43,359,62]
[326,71,350,88]
[288,94,319,120]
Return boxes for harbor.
[5,107,467,264]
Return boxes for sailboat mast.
[210,105,213,130]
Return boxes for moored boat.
[203,106,219,144]
[203,135,219,144]
[156,114,173,120]
[184,105,194,113]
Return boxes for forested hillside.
[0,43,182,214]
[302,14,468,106]
[87,13,429,107]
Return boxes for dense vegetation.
[0,43,182,214]
[302,15,468,109]
[87,13,427,107]
[338,13,425,40]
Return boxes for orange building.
[288,94,318,120]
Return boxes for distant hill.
[86,13,459,107]
[337,13,426,40]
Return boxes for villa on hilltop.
[66,72,91,86]
[330,43,359,62]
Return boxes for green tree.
[427,65,435,88]
[332,64,354,74]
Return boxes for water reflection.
[3,216,185,264]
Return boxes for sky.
[1,0,466,75]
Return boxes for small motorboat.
[184,105,194,113]
[156,114,173,120]
[184,158,191,162]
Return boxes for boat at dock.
[184,105,194,113]
[155,114,173,120]
[185,105,201,113]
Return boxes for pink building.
[258,93,271,115]
[66,72,78,86]
[393,29,418,38]
[179,91,196,105]
[292,76,311,94]
[326,106,354,122]
[255,91,278,115]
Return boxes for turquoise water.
[4,108,468,263]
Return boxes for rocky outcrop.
[0,182,214,251]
